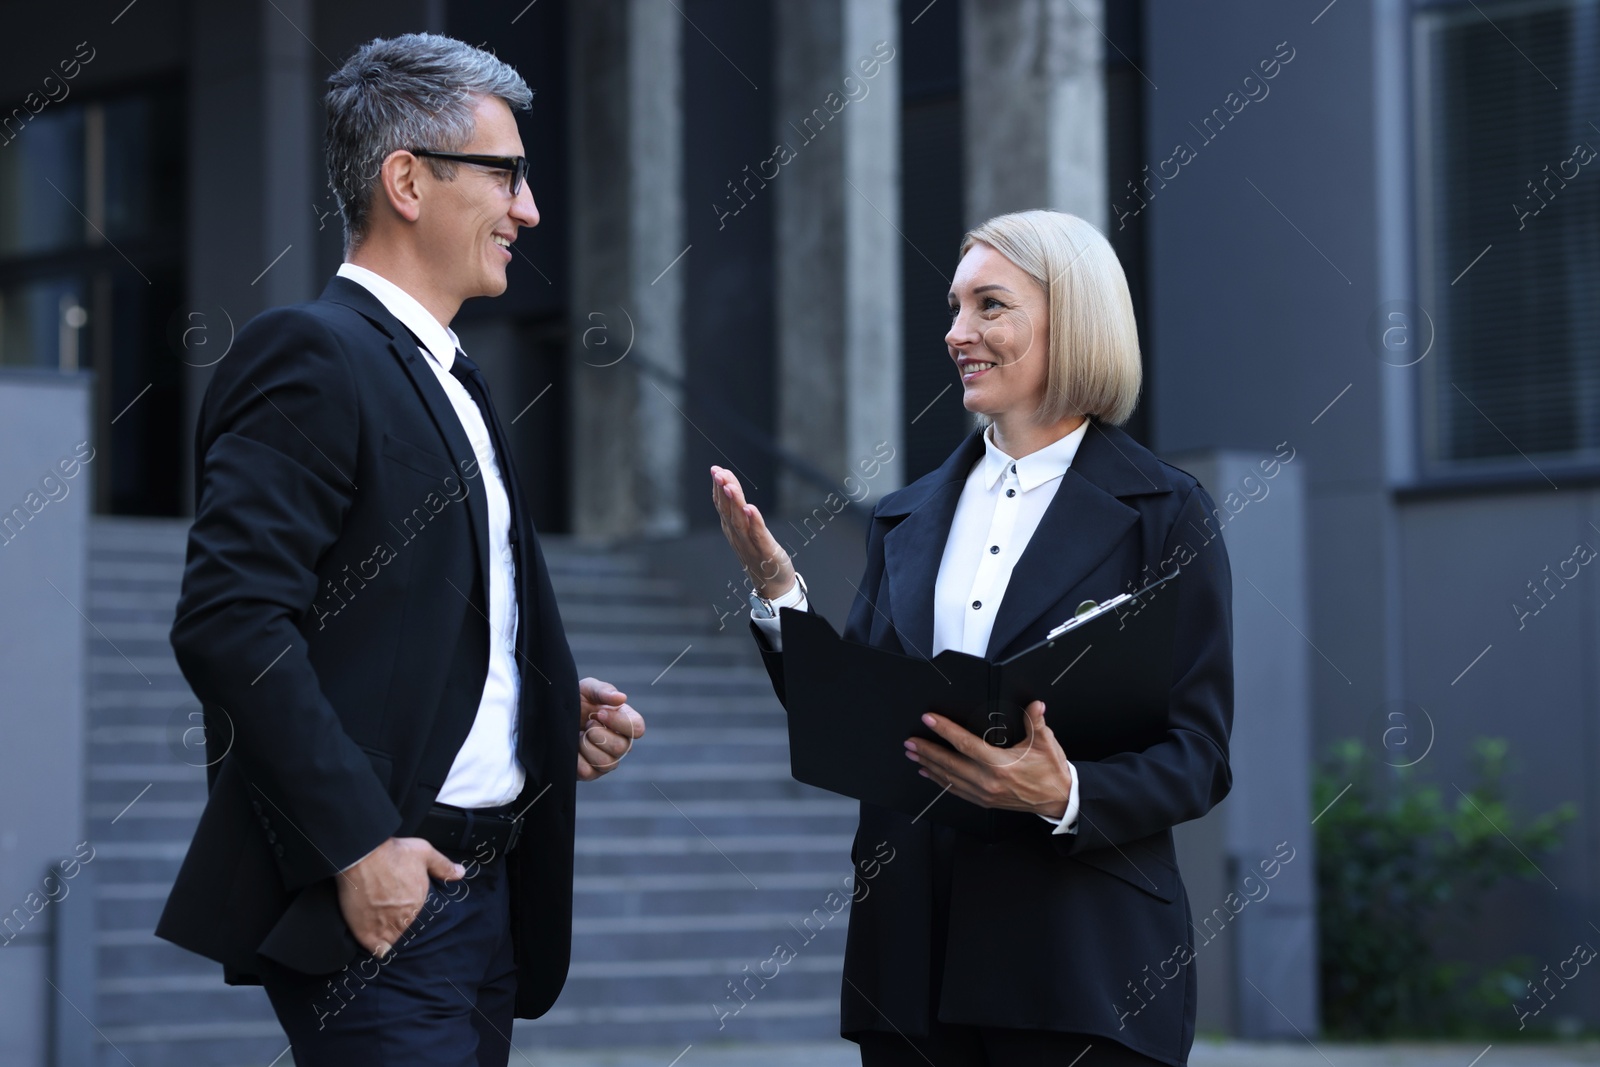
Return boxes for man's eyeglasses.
[409,149,529,196]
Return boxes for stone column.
[962,0,1106,229]
[773,0,902,514]
[182,0,321,512]
[568,0,685,539]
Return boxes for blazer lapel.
[881,430,985,658]
[984,420,1172,659]
[320,277,494,616]
[982,470,1137,658]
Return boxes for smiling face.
[945,241,1051,421]
[413,94,539,307]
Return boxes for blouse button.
[989,545,1000,554]
[1006,488,1016,498]
[972,600,982,610]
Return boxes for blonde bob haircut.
[959,210,1142,426]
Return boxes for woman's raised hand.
[710,466,796,600]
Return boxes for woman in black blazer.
[711,210,1233,1067]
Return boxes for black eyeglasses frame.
[408,149,529,196]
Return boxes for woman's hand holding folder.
[905,699,1074,819]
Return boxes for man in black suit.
[156,34,644,1066]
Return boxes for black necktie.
[449,349,524,573]
[449,349,541,770]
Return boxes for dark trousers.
[260,852,516,1067]
[856,825,1169,1067]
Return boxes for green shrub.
[1314,737,1574,1036]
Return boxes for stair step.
[100,882,863,935]
[88,560,186,584]
[85,726,797,748]
[549,573,686,598]
[555,604,713,630]
[513,999,840,1049]
[96,952,845,995]
[575,835,853,856]
[88,589,180,612]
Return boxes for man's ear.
[376,149,423,224]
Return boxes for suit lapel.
[882,480,964,658]
[984,420,1172,658]
[982,469,1138,658]
[320,275,569,794]
[881,430,985,657]
[320,277,494,620]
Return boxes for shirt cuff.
[749,577,808,650]
[1036,759,1080,835]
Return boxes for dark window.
[678,0,776,527]
[0,82,186,515]
[1103,0,1148,447]
[901,0,968,482]
[1416,0,1600,470]
[446,0,572,531]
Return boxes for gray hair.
[324,33,532,249]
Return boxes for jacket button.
[259,816,271,829]
[265,831,277,845]
[251,801,262,815]
[273,843,286,858]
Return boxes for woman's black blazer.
[754,419,1234,1066]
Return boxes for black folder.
[779,571,1180,834]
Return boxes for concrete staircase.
[84,517,857,1067]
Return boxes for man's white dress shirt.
[338,262,524,810]
[753,420,1088,833]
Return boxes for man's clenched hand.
[577,677,645,781]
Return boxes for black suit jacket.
[754,420,1233,1065]
[156,275,581,1019]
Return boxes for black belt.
[415,801,522,860]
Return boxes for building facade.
[1,0,1595,1061]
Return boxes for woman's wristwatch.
[748,572,808,619]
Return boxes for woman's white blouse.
[931,420,1089,658]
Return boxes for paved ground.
[524,1039,1600,1067]
[1187,1040,1600,1066]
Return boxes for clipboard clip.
[1046,593,1134,639]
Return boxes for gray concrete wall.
[1172,450,1318,1038]
[1141,1,1394,764]
[0,372,91,1067]
[1394,488,1600,1026]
